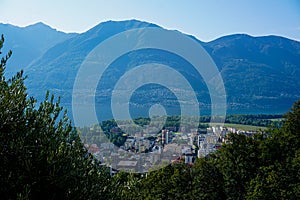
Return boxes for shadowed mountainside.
[1,20,299,124]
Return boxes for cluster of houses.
[84,124,258,174]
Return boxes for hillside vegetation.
[1,20,299,120]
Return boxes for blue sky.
[1,0,299,42]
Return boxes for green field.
[269,118,284,122]
[204,123,267,131]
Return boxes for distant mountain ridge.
[202,34,300,112]
[0,22,77,75]
[1,20,299,124]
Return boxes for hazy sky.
[1,0,300,42]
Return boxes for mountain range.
[0,22,77,76]
[1,20,299,126]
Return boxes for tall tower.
[165,130,169,144]
[161,129,169,145]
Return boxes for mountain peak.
[98,19,159,27]
[25,22,57,31]
[86,19,160,35]
[27,22,48,27]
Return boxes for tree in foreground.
[246,100,300,199]
[0,35,109,199]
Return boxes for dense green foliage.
[224,114,283,127]
[1,35,299,199]
[133,114,283,128]
[100,120,127,146]
[0,35,110,200]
